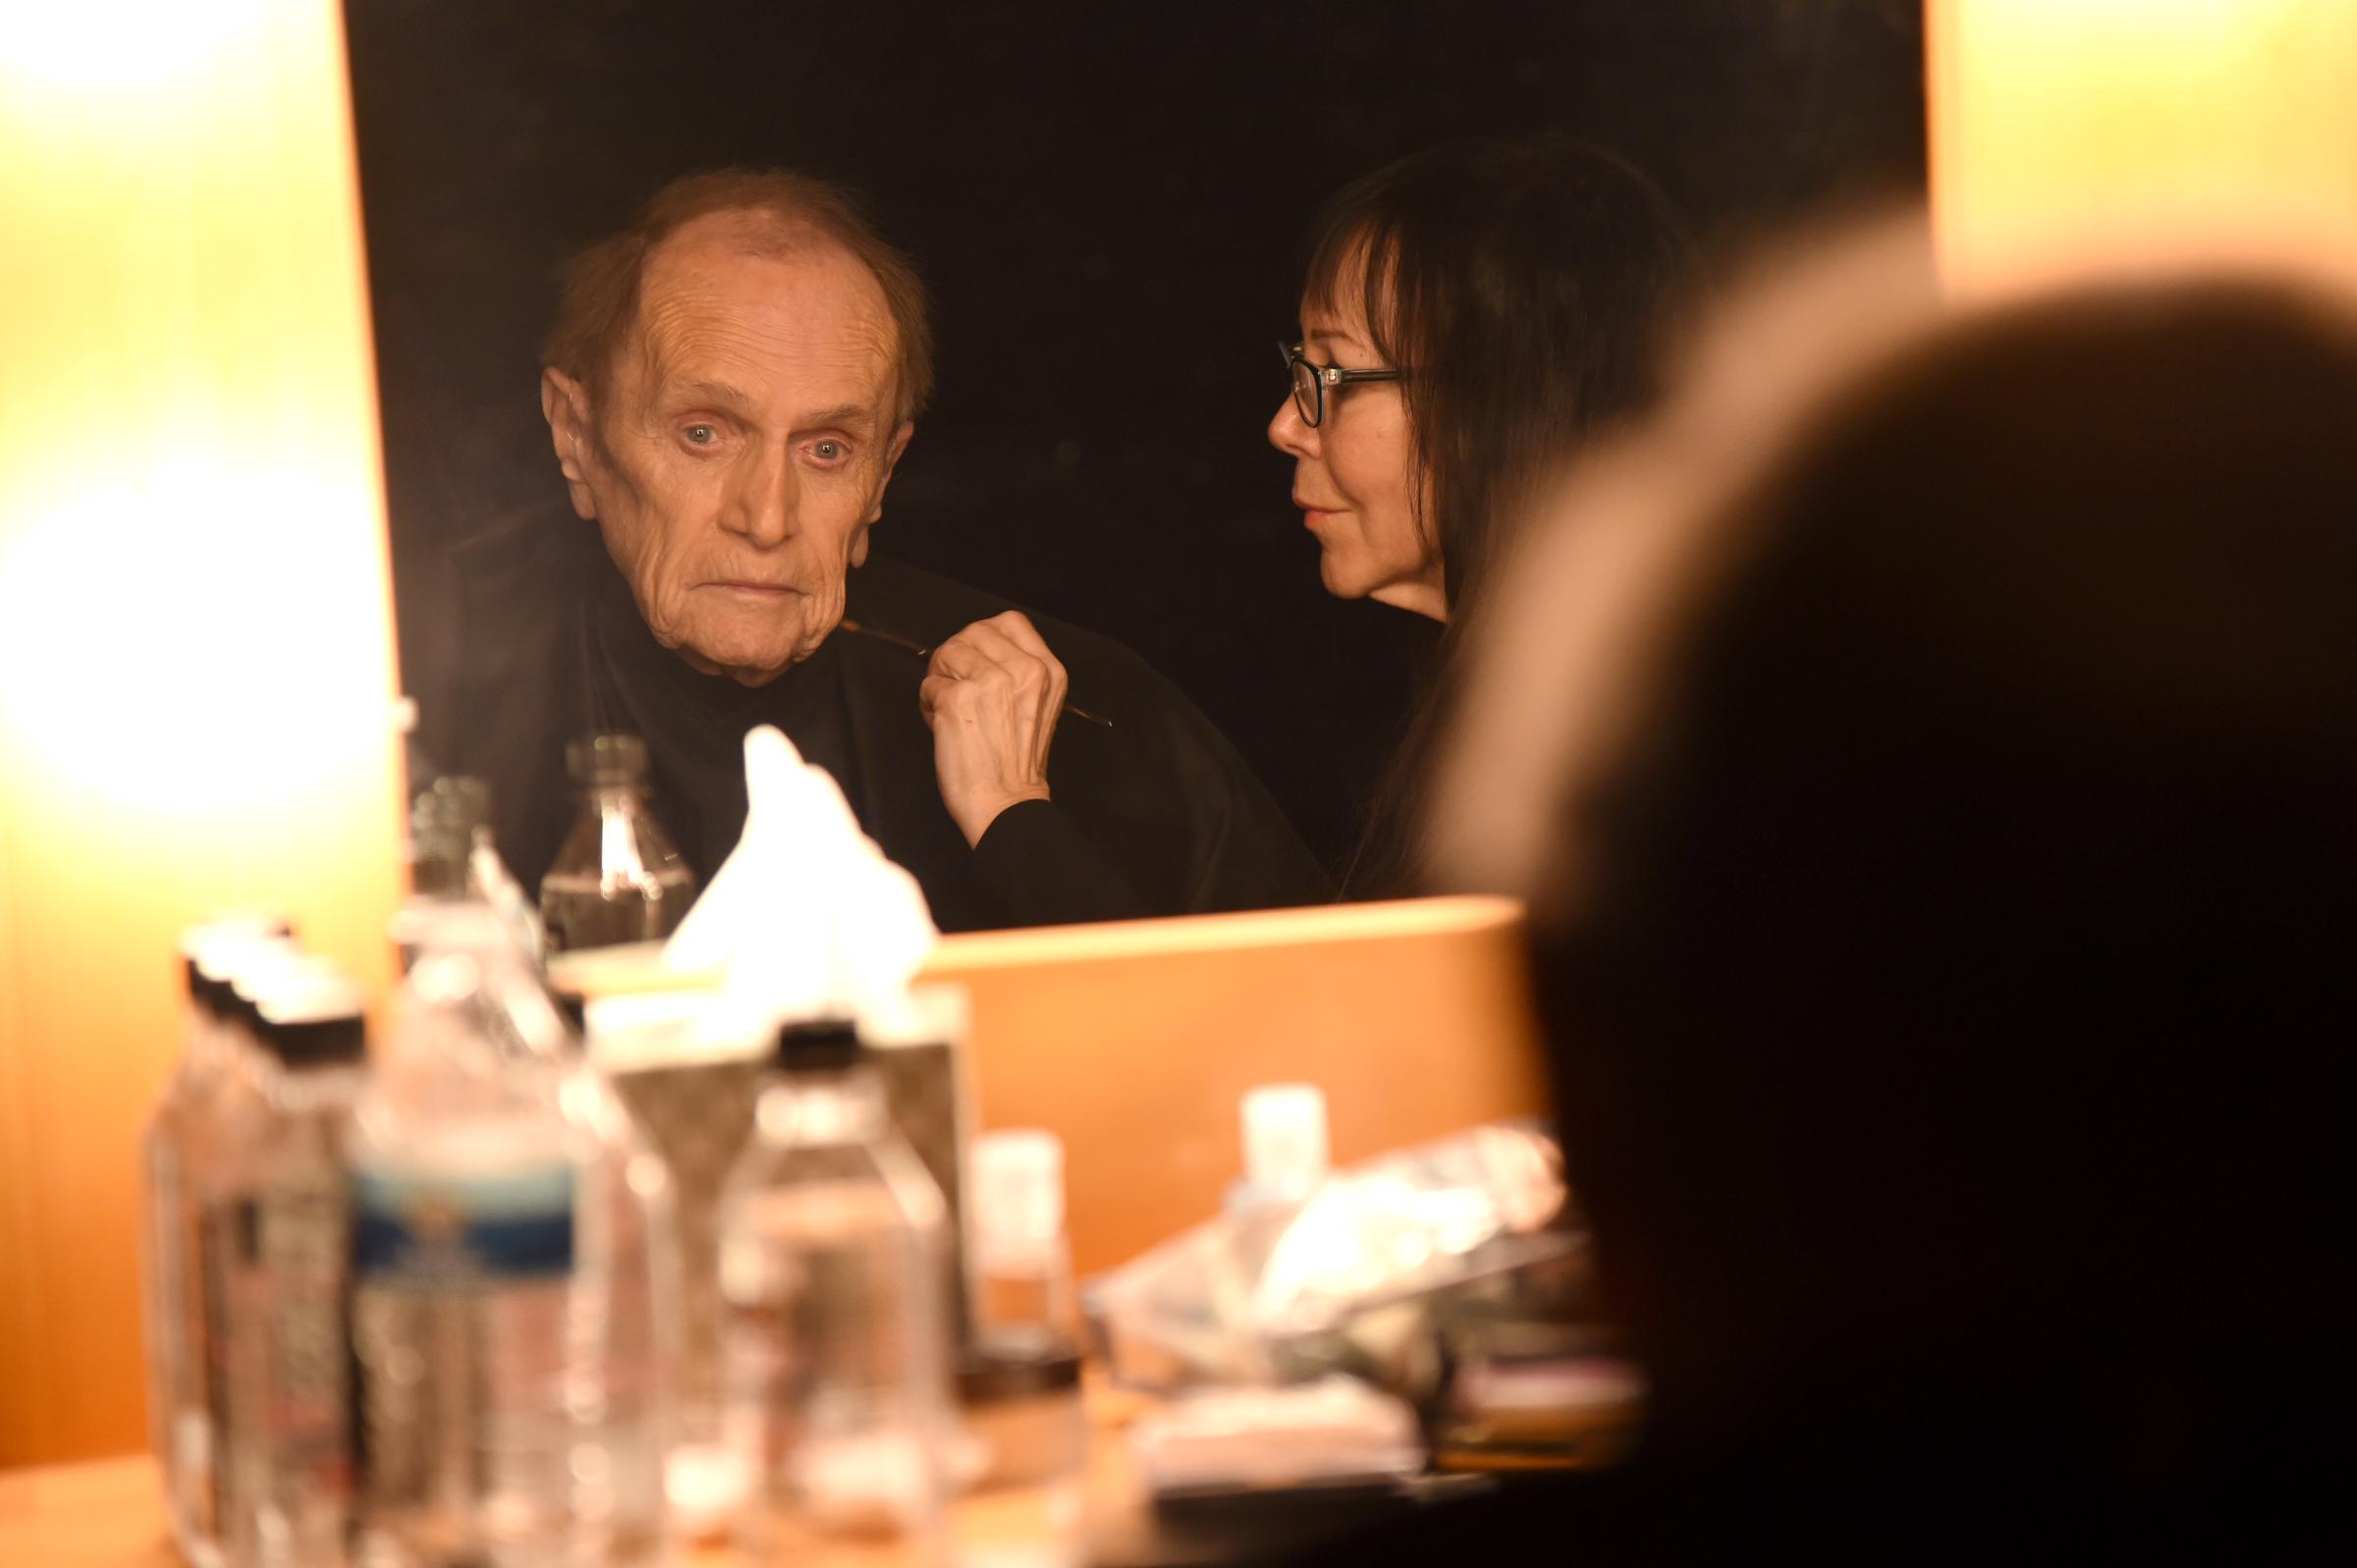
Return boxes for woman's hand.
[920,611,1068,846]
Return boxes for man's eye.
[684,423,719,447]
[812,440,847,461]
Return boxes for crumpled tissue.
[660,724,938,1043]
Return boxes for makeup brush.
[839,618,1115,729]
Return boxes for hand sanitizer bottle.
[1220,1084,1332,1370]
[958,1130,1089,1568]
[1234,1085,1330,1213]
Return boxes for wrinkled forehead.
[619,215,901,416]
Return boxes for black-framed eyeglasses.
[1280,341,1401,428]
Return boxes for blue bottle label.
[350,1163,576,1281]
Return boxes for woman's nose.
[1267,395,1316,458]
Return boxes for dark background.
[350,0,1925,877]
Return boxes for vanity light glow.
[0,0,407,1461]
[1930,0,2357,293]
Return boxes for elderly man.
[407,170,1325,931]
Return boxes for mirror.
[350,1,1925,926]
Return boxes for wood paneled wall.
[925,895,1548,1277]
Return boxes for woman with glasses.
[1268,135,1695,892]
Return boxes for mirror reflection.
[355,2,1926,932]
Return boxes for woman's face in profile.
[1267,275,1444,621]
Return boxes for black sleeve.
[1012,651,1333,922]
[1190,759,1335,912]
[1159,694,1335,914]
[967,798,1153,927]
[844,554,1333,923]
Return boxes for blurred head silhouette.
[1440,227,2354,1535]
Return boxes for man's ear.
[541,367,601,521]
[851,420,917,569]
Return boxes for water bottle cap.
[177,912,292,963]
[1241,1083,1329,1198]
[568,732,651,786]
[230,951,346,1036]
[958,1328,1083,1401]
[256,977,368,1067]
[773,1016,863,1071]
[179,916,295,1004]
[411,775,491,835]
[192,933,301,1021]
[975,1128,1065,1251]
[231,950,344,1004]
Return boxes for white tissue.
[661,725,938,1038]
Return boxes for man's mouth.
[709,580,800,598]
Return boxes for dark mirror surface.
[351,0,1924,905]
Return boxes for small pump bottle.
[1233,1085,1330,1212]
[957,1129,1088,1568]
[1218,1084,1333,1373]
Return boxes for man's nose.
[725,445,797,547]
[1267,395,1316,459]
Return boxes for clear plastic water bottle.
[205,975,369,1568]
[538,734,695,956]
[719,1020,953,1565]
[407,776,493,900]
[349,904,674,1568]
[394,777,544,970]
[141,917,296,1568]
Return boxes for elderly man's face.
[542,213,912,683]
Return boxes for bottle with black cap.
[190,946,351,1555]
[202,973,369,1568]
[718,1017,953,1563]
[140,914,295,1568]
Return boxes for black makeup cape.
[403,501,1330,933]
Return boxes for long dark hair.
[1308,135,1697,893]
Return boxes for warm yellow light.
[1928,0,2357,294]
[0,0,408,1463]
